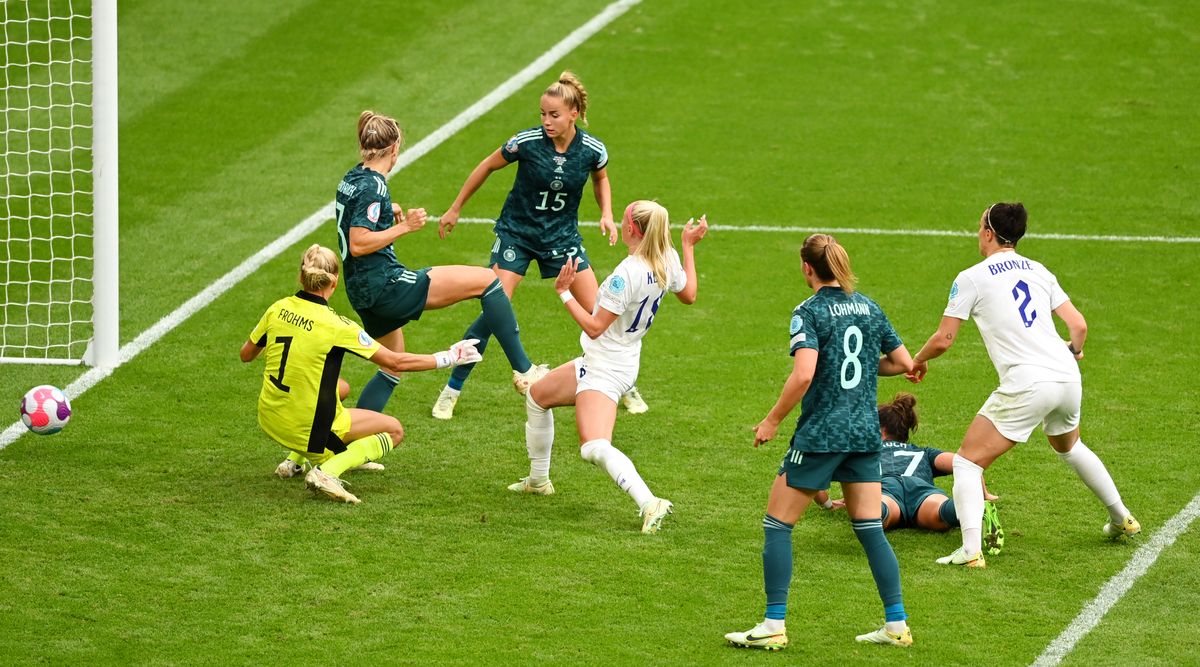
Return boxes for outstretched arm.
[674,215,708,305]
[439,150,510,238]
[878,344,914,377]
[754,348,816,447]
[554,258,619,338]
[907,316,963,382]
[369,339,482,376]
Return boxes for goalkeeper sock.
[321,433,394,478]
[479,279,532,373]
[356,371,399,412]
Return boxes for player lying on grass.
[240,244,481,504]
[506,200,706,533]
[817,393,1005,555]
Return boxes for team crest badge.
[609,275,626,294]
[367,202,381,223]
[949,281,959,302]
[504,135,519,153]
[503,248,517,262]
[550,179,563,191]
[790,315,803,335]
[358,330,374,347]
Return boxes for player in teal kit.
[338,110,548,414]
[726,234,916,651]
[434,71,657,420]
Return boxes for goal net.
[1,0,117,367]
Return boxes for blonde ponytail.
[299,244,340,293]
[627,200,673,287]
[801,233,857,294]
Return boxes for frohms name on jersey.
[277,308,314,331]
[987,258,1032,275]
[337,180,357,197]
[827,302,870,317]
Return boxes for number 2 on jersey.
[1012,280,1037,328]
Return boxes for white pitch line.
[0,0,643,451]
[1031,494,1200,666]
[451,217,1200,244]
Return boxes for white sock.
[579,439,654,509]
[1056,440,1129,522]
[885,620,908,634]
[442,386,461,398]
[952,454,985,556]
[761,618,785,633]
[525,393,553,482]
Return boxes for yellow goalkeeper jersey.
[249,291,381,454]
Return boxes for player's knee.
[338,378,351,401]
[387,418,404,444]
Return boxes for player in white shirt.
[908,203,1140,567]
[506,200,707,533]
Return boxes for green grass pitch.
[1,1,1198,664]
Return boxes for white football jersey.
[580,249,688,372]
[944,250,1080,390]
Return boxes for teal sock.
[356,370,399,412]
[762,514,794,621]
[939,499,960,527]
[852,518,905,620]
[449,314,493,388]
[479,279,531,373]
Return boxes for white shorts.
[978,381,1082,443]
[573,357,636,403]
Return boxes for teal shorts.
[355,268,432,338]
[778,449,882,491]
[489,232,590,279]
[881,476,947,528]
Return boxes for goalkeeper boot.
[304,466,360,504]
[983,500,1005,556]
[640,498,674,534]
[855,626,913,647]
[725,622,788,651]
[352,462,385,472]
[507,476,555,496]
[512,363,550,395]
[621,386,649,414]
[1103,514,1142,539]
[275,459,304,479]
[431,386,460,420]
[935,547,986,568]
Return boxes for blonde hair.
[299,244,340,293]
[801,233,857,294]
[358,110,401,162]
[626,200,673,288]
[543,70,589,126]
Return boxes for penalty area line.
[1031,493,1200,666]
[0,0,643,452]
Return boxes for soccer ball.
[19,385,71,435]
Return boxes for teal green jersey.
[335,164,410,311]
[788,287,903,453]
[880,440,946,483]
[495,126,608,249]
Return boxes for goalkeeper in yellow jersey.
[240,244,481,504]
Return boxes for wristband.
[820,498,834,510]
[559,291,575,304]
[1067,343,1080,355]
[434,351,451,369]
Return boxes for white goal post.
[0,0,118,367]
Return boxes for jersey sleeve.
[877,306,903,354]
[1047,268,1070,310]
[789,305,818,356]
[597,262,633,315]
[593,142,608,171]
[249,305,273,346]
[334,315,383,359]
[348,176,389,230]
[943,270,976,320]
[500,134,522,163]
[666,248,688,294]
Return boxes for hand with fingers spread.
[555,257,580,296]
[682,214,709,247]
